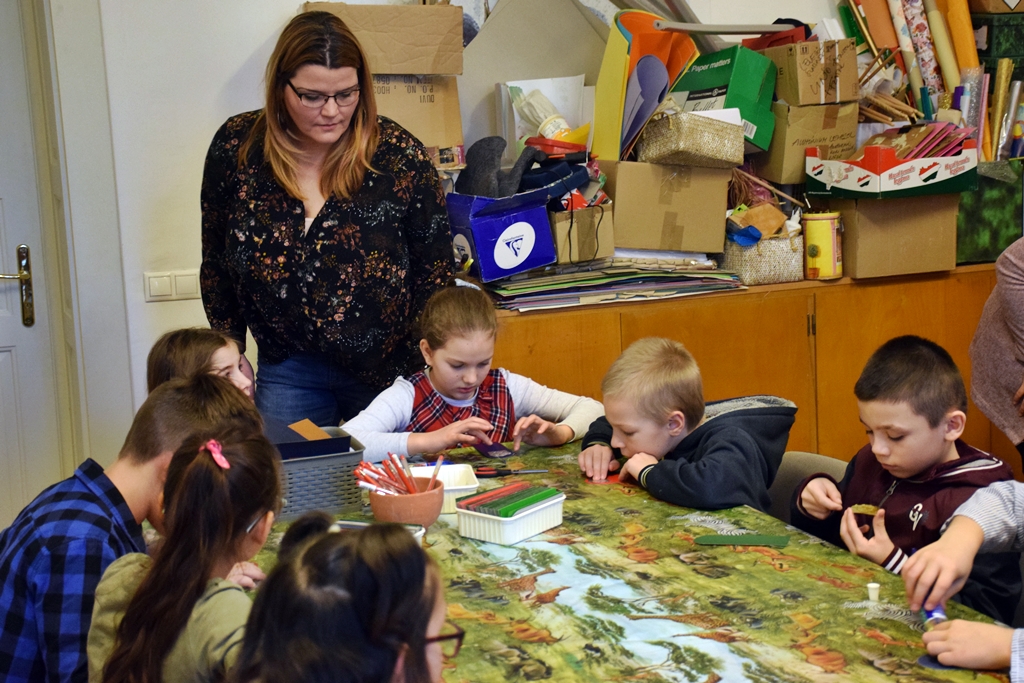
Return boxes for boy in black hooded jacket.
[578,337,796,512]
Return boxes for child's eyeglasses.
[287,81,360,109]
[425,621,464,658]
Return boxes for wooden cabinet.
[492,265,1019,477]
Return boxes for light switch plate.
[145,272,172,301]
[144,269,201,302]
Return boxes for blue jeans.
[256,352,381,426]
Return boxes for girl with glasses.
[233,521,460,683]
[87,434,282,683]
[201,11,453,429]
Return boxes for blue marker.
[922,604,947,630]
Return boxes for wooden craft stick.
[732,168,806,208]
[859,105,893,124]
[865,95,907,119]
[877,92,924,117]
[859,50,896,86]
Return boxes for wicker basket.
[721,234,805,286]
[637,110,744,168]
[278,427,364,520]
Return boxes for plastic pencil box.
[410,464,480,514]
[457,493,566,545]
[275,426,364,521]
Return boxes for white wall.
[93,0,839,405]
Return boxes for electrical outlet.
[144,269,201,302]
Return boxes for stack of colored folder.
[456,482,561,518]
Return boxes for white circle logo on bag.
[493,222,535,270]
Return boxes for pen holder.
[369,478,445,528]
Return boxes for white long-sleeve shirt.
[343,368,604,462]
[952,481,1024,682]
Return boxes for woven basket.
[721,234,804,286]
[637,111,744,168]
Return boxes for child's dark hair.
[854,335,967,427]
[120,373,263,464]
[418,278,497,350]
[101,432,282,683]
[147,327,240,393]
[232,525,440,683]
[277,510,334,562]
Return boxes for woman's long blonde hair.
[239,11,379,200]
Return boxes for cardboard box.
[762,39,858,105]
[373,75,464,168]
[831,194,960,279]
[459,0,607,152]
[806,140,979,198]
[447,189,556,282]
[970,0,1024,12]
[754,101,858,184]
[548,205,615,264]
[599,161,730,253]
[670,46,777,151]
[303,2,463,75]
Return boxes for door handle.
[0,244,34,326]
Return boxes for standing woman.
[201,11,454,426]
[970,237,1024,467]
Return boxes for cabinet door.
[620,291,818,453]
[815,270,995,462]
[493,309,621,401]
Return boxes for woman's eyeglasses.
[425,621,464,658]
[287,81,360,109]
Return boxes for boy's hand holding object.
[578,444,619,481]
[799,477,843,519]
[226,561,266,589]
[902,516,985,612]
[921,620,1013,671]
[839,507,894,565]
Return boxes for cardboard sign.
[373,75,464,169]
[761,39,858,106]
[670,46,777,152]
[599,161,730,254]
[754,101,858,185]
[303,2,463,75]
[447,188,556,282]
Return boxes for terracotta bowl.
[369,477,444,528]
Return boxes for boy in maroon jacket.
[792,335,1020,623]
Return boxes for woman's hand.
[923,620,1013,671]
[226,561,266,589]
[408,417,494,454]
[578,444,620,481]
[839,508,894,565]
[512,415,572,451]
[799,477,843,520]
[902,516,985,611]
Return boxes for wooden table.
[260,444,1003,682]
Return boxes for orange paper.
[617,11,697,88]
[946,0,979,70]
[288,418,333,440]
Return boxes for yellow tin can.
[802,212,843,280]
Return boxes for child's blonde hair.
[418,279,497,350]
[602,337,705,430]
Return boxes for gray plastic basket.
[278,427,364,521]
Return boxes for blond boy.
[578,337,796,511]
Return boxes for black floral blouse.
[200,111,454,390]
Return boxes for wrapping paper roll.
[991,59,1014,161]
[999,81,1022,160]
[946,0,979,70]
[924,1,960,90]
[887,0,926,103]
[901,0,944,94]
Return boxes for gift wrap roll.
[803,212,843,280]
[901,0,944,94]
[923,0,960,91]
[888,0,926,102]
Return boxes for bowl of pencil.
[356,455,445,529]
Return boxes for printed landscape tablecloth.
[261,444,1006,683]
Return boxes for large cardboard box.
[670,46,777,151]
[970,0,1024,12]
[831,194,960,279]
[755,101,858,184]
[761,39,858,105]
[447,189,556,282]
[599,161,730,253]
[303,2,463,75]
[549,205,615,264]
[373,75,464,168]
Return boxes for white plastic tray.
[410,464,480,514]
[457,493,565,545]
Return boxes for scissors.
[473,466,549,478]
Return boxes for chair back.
[768,451,848,523]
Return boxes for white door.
[0,2,64,526]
